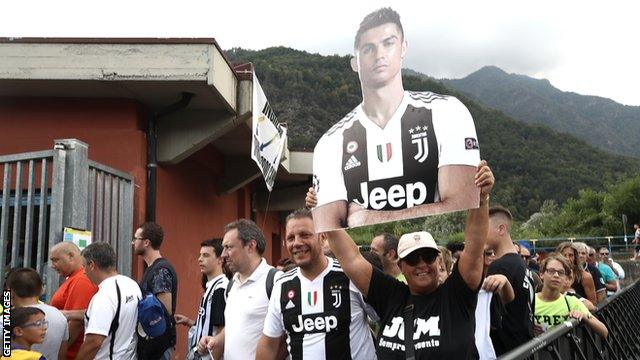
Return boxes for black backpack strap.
[109,280,122,360]
[564,294,571,313]
[265,267,278,299]
[225,277,235,299]
[403,304,415,360]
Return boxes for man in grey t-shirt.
[7,267,69,360]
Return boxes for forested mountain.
[442,66,640,158]
[226,47,640,219]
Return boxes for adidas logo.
[285,300,295,309]
[344,155,361,171]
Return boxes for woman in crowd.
[556,242,597,304]
[534,253,607,339]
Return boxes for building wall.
[1,97,286,359]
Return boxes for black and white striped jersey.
[263,257,376,360]
[313,91,480,211]
[191,274,228,348]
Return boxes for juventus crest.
[410,125,429,163]
[330,285,342,308]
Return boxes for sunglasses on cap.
[403,249,438,267]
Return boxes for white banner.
[251,73,287,191]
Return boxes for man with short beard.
[133,222,178,359]
[256,208,376,360]
[370,233,405,282]
[199,219,281,360]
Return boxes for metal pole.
[623,214,628,253]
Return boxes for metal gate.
[0,139,134,299]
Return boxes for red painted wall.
[1,97,285,359]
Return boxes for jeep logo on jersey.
[410,126,429,163]
[291,314,338,333]
[355,182,428,210]
[376,143,392,162]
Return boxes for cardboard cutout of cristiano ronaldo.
[312,8,481,232]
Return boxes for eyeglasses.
[133,236,144,241]
[403,250,438,267]
[600,252,609,256]
[545,268,566,277]
[22,319,49,329]
[484,250,496,257]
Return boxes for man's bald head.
[51,242,81,256]
[50,242,83,276]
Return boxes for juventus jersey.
[191,274,228,348]
[313,91,480,212]
[263,257,376,360]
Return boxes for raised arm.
[457,161,493,290]
[325,230,373,297]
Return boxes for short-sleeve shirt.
[366,263,478,359]
[534,293,589,331]
[84,274,141,360]
[141,258,178,314]
[191,274,228,349]
[224,259,281,360]
[487,253,535,355]
[596,263,617,283]
[263,257,376,360]
[313,91,480,216]
[29,303,69,360]
[50,266,98,360]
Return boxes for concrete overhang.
[0,37,248,164]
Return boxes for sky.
[2,0,639,106]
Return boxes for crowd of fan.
[4,163,631,360]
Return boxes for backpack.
[137,293,167,338]
[137,259,177,359]
[225,267,278,299]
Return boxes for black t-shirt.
[366,264,478,360]
[487,253,535,356]
[140,257,178,351]
[586,263,606,293]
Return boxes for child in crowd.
[3,307,48,360]
[534,253,608,339]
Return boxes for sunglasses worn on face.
[403,250,438,267]
[600,252,609,256]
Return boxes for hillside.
[443,66,640,158]
[226,47,640,219]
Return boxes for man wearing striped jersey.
[175,239,228,359]
[312,8,481,232]
[256,209,376,360]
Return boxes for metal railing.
[1,139,134,298]
[501,280,640,359]
[516,236,635,256]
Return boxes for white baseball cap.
[397,231,440,259]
